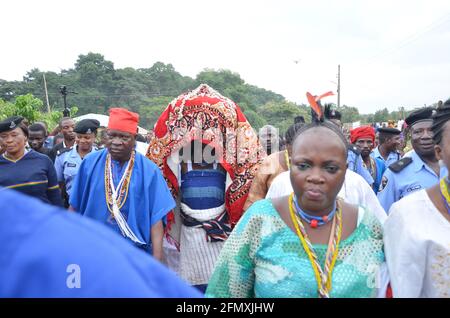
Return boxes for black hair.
[136,133,146,143]
[324,104,342,120]
[18,122,29,138]
[28,123,47,136]
[294,116,305,124]
[378,133,389,144]
[292,120,348,153]
[285,123,304,146]
[59,117,73,127]
[432,98,450,145]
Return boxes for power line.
[359,11,450,67]
[33,92,178,98]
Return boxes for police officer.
[347,144,374,186]
[371,127,401,167]
[54,119,99,207]
[377,107,447,213]
[50,117,76,159]
[324,105,375,186]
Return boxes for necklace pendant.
[311,219,318,228]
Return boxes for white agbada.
[384,189,450,298]
[266,169,387,224]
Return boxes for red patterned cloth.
[146,84,264,232]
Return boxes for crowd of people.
[0,84,449,298]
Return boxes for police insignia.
[379,176,388,192]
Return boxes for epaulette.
[348,144,361,155]
[388,157,413,173]
[56,147,72,157]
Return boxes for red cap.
[350,126,375,144]
[108,108,139,135]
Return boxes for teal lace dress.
[206,199,385,298]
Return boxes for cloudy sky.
[1,0,450,113]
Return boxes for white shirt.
[135,141,149,156]
[384,189,450,298]
[266,169,387,224]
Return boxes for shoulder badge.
[388,157,413,173]
[57,147,72,157]
[379,175,389,192]
[348,145,361,155]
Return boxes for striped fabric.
[180,169,226,210]
[179,203,227,285]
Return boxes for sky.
[1,0,450,113]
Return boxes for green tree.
[373,107,390,123]
[336,104,361,123]
[259,101,310,134]
[0,94,70,131]
[242,109,267,130]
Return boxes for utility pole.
[43,73,51,113]
[337,64,341,108]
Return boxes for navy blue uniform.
[0,150,62,206]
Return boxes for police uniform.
[347,145,374,186]
[371,146,401,167]
[377,108,445,213]
[54,119,99,206]
[377,150,447,213]
[371,127,401,167]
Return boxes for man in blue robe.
[70,108,175,260]
[0,187,201,297]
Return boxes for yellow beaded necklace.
[288,193,342,298]
[284,149,290,169]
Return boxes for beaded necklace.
[104,151,135,214]
[284,149,290,169]
[293,194,336,228]
[439,177,450,215]
[288,193,342,298]
[104,150,145,245]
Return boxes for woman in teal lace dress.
[206,100,387,298]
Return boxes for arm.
[377,169,397,213]
[243,154,280,211]
[384,205,426,297]
[243,172,269,210]
[68,159,88,213]
[46,159,63,207]
[206,208,260,298]
[150,220,164,261]
[357,176,387,224]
